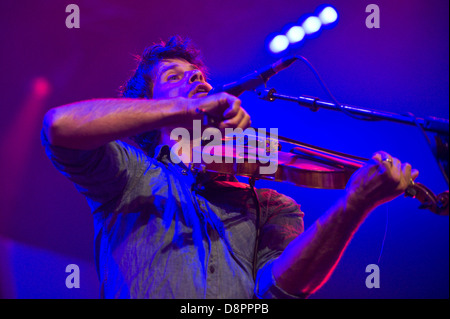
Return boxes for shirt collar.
[153,144,187,167]
[153,144,171,162]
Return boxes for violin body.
[191,145,352,189]
[190,134,449,216]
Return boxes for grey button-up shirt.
[42,131,305,299]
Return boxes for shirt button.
[181,169,188,175]
[209,265,215,274]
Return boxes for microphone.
[208,55,298,97]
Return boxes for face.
[151,58,212,99]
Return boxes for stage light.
[318,6,338,25]
[302,16,322,34]
[266,4,339,54]
[269,35,289,53]
[286,26,305,43]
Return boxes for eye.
[167,74,181,81]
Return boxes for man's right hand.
[184,92,251,131]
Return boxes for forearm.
[272,194,373,296]
[43,97,187,150]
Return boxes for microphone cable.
[293,55,381,122]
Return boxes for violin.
[190,132,449,216]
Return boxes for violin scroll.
[405,182,449,216]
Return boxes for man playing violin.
[41,36,418,298]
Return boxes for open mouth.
[190,84,210,98]
[192,92,208,98]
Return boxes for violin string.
[377,204,389,265]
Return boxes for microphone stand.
[255,87,449,185]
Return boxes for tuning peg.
[404,185,417,197]
[418,203,433,210]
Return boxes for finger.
[193,94,241,126]
[370,151,391,174]
[236,112,251,130]
[411,168,419,180]
[393,157,402,173]
[380,151,394,168]
[400,161,412,188]
[191,95,221,119]
[222,97,241,119]
[399,161,419,181]
[370,152,383,166]
[388,156,402,183]
[376,151,391,160]
[401,162,412,178]
[371,151,392,164]
[219,108,246,128]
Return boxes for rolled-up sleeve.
[40,129,147,213]
[254,189,307,299]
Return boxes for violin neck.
[268,130,369,162]
[290,147,365,169]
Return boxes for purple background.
[0,0,448,298]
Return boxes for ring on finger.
[382,157,393,166]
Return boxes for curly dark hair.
[120,35,208,157]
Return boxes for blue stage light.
[286,26,305,43]
[302,16,322,34]
[266,4,338,54]
[318,6,338,24]
[269,35,290,53]
[318,5,338,25]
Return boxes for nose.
[188,69,205,83]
